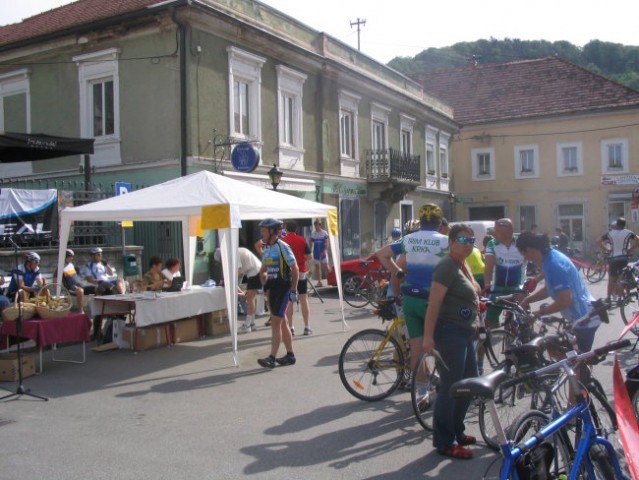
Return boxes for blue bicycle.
[451,339,631,479]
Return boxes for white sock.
[246,314,255,326]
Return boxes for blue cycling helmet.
[258,218,283,231]
[391,228,402,239]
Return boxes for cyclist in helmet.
[390,228,402,242]
[257,218,299,369]
[374,203,449,374]
[84,247,125,295]
[55,248,96,311]
[6,251,45,299]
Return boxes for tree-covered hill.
[388,39,639,90]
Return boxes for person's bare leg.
[300,293,310,328]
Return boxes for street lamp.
[267,163,283,190]
[448,191,456,221]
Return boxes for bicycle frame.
[496,401,626,480]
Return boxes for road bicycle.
[477,304,616,451]
[451,339,630,480]
[613,259,639,335]
[338,298,411,401]
[585,251,608,284]
[342,259,390,309]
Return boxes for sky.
[1,0,638,63]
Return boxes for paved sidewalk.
[0,283,631,479]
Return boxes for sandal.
[437,444,473,460]
[457,434,476,446]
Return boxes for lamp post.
[267,163,283,190]
[448,192,456,221]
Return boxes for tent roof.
[60,170,335,223]
[0,132,94,162]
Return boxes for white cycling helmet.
[26,251,40,263]
[89,247,103,255]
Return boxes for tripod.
[1,297,48,401]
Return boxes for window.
[514,144,539,178]
[400,114,415,155]
[601,138,628,173]
[0,69,31,177]
[439,132,450,178]
[519,205,537,231]
[276,65,306,169]
[339,196,360,260]
[556,142,582,175]
[371,102,390,151]
[471,147,495,181]
[73,48,121,167]
[338,90,360,176]
[425,126,437,176]
[227,46,266,143]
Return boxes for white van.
[450,220,494,248]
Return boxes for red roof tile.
[0,0,166,47]
[409,57,639,125]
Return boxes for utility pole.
[349,17,366,51]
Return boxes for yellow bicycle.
[338,298,412,401]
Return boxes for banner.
[0,188,57,241]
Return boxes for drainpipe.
[172,9,188,176]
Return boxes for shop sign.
[322,181,367,196]
[601,174,639,185]
[231,143,260,173]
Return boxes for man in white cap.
[215,246,262,332]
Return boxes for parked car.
[327,255,388,294]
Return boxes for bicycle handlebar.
[500,339,630,390]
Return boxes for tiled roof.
[0,0,165,48]
[409,57,639,125]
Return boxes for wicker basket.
[35,283,72,319]
[1,290,37,322]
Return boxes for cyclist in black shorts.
[597,217,639,300]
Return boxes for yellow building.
[412,57,639,255]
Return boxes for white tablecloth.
[89,286,227,327]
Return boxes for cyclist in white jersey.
[483,218,526,328]
[375,204,448,372]
[597,217,638,299]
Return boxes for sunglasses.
[455,236,476,245]
[495,220,512,228]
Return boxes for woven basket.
[1,290,37,322]
[35,283,72,319]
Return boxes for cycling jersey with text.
[389,228,448,289]
[485,238,525,289]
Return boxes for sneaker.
[303,327,313,336]
[239,324,252,333]
[258,356,276,369]
[275,354,296,366]
[249,322,256,328]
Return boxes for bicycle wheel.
[509,410,574,478]
[478,373,536,450]
[410,352,439,431]
[338,329,404,401]
[586,261,606,284]
[479,328,515,374]
[619,291,639,336]
[342,275,370,308]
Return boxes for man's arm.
[483,254,495,291]
[374,244,401,277]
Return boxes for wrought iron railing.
[365,148,420,182]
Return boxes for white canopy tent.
[56,171,344,365]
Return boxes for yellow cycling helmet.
[418,203,443,221]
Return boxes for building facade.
[412,57,639,255]
[0,0,457,269]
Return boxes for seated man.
[57,248,96,311]
[83,247,125,295]
[6,251,45,300]
[142,256,166,291]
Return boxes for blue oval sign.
[231,143,260,173]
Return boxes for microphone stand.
[1,292,47,401]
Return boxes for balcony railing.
[365,148,420,183]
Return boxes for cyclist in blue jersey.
[483,218,526,328]
[375,204,449,372]
[257,218,299,369]
[517,231,602,352]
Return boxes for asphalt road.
[0,275,634,480]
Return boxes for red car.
[327,255,388,294]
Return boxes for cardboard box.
[0,352,36,381]
[171,317,202,343]
[121,325,169,352]
[204,309,230,337]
